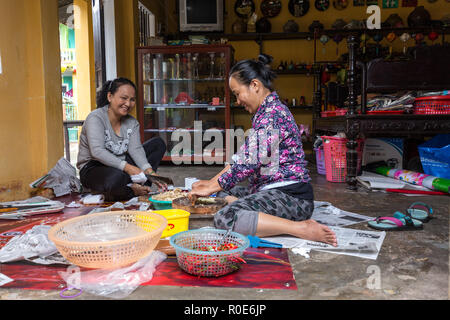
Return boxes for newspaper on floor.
[0,196,65,220]
[29,157,82,197]
[311,201,374,227]
[262,227,386,260]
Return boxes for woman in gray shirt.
[77,78,167,201]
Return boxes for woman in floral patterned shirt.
[190,55,337,246]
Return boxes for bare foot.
[130,183,151,196]
[225,196,238,205]
[294,219,338,247]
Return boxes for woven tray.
[172,197,228,215]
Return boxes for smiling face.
[229,76,262,114]
[107,84,136,118]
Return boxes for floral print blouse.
[218,92,311,193]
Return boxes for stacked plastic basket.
[321,136,365,182]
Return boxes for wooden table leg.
[346,136,358,190]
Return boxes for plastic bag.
[418,134,450,179]
[58,251,167,299]
[0,225,57,263]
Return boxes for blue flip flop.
[368,214,423,231]
[406,202,433,222]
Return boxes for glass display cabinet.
[137,44,234,163]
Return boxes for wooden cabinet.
[314,34,450,190]
[136,44,234,163]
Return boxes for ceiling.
[58,0,73,8]
[58,0,74,25]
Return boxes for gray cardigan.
[77,105,151,172]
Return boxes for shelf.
[144,104,226,110]
[206,26,449,42]
[274,69,318,75]
[143,78,225,83]
[144,128,225,133]
[231,105,314,110]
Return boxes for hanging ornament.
[415,33,424,45]
[315,0,330,11]
[333,0,348,10]
[320,34,329,55]
[428,31,439,44]
[333,34,343,57]
[372,33,383,57]
[386,32,397,57]
[360,33,368,55]
[288,0,310,17]
[399,33,410,54]
[260,0,282,18]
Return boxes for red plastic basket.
[367,110,404,115]
[321,111,336,117]
[413,95,450,115]
[322,136,365,183]
[335,109,348,116]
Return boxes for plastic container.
[153,209,190,238]
[418,134,450,179]
[367,110,404,115]
[48,211,167,269]
[413,95,450,115]
[322,136,365,183]
[314,147,326,175]
[335,109,348,116]
[321,111,336,117]
[149,198,173,210]
[169,228,249,277]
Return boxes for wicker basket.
[169,228,249,277]
[48,211,167,269]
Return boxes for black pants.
[79,137,166,201]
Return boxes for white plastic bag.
[58,250,167,299]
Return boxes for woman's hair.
[229,54,277,91]
[96,77,137,108]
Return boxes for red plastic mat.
[0,195,297,292]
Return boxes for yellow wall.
[74,0,96,118]
[0,0,63,201]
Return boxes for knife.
[145,174,174,186]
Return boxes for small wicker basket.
[48,211,167,269]
[170,228,249,277]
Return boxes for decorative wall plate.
[315,0,330,11]
[261,0,282,18]
[234,0,255,19]
[333,0,348,10]
[288,0,310,17]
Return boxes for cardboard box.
[362,138,404,169]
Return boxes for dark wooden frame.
[314,34,450,190]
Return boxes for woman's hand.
[190,179,221,197]
[124,163,142,176]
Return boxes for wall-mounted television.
[179,0,224,32]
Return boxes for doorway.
[58,0,106,169]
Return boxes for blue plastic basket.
[169,228,249,277]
